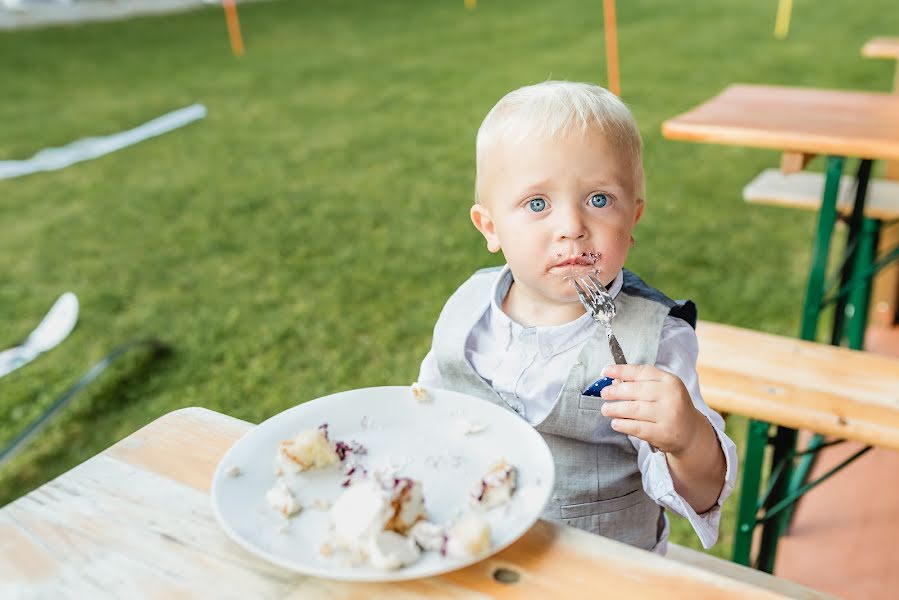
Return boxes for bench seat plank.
[695,321,899,450]
[743,168,899,220]
[862,37,899,60]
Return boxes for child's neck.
[501,282,586,328]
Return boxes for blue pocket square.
[582,376,614,397]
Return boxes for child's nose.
[555,206,587,240]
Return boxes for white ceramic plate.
[211,385,555,582]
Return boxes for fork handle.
[608,332,627,365]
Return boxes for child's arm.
[599,363,726,514]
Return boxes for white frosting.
[408,520,446,552]
[444,512,491,559]
[329,473,426,570]
[266,479,301,517]
[367,530,421,570]
[331,480,396,546]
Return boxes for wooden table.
[663,83,899,572]
[0,407,832,599]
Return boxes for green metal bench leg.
[737,156,845,570]
[845,217,879,349]
[732,419,769,566]
[755,425,797,572]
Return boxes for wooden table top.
[662,83,899,161]
[0,407,830,599]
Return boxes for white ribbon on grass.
[0,292,79,378]
[0,104,207,180]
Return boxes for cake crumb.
[226,466,241,477]
[463,420,487,435]
[311,498,332,510]
[410,382,430,403]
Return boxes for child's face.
[471,129,644,309]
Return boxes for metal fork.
[571,274,627,365]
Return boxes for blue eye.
[528,198,547,212]
[590,193,609,208]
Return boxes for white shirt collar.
[487,265,624,358]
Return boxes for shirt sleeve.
[416,349,444,390]
[631,316,739,549]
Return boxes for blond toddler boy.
[417,81,737,552]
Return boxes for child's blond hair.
[475,81,645,200]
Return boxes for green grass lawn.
[1,0,897,559]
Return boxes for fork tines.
[573,274,616,320]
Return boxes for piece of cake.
[471,459,518,510]
[443,512,491,559]
[266,479,301,517]
[277,425,340,473]
[328,472,426,570]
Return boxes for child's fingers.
[602,363,663,382]
[601,399,656,422]
[610,418,658,441]
[600,380,659,402]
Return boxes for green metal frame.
[730,156,896,572]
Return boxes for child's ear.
[632,198,645,226]
[470,203,501,253]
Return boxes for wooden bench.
[694,319,899,572]
[695,320,899,450]
[743,168,899,221]
[667,543,837,599]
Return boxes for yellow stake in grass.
[464,0,476,9]
[223,0,245,56]
[774,0,793,40]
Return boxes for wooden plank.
[666,544,837,600]
[695,322,899,450]
[105,407,249,493]
[661,84,899,162]
[780,151,816,175]
[742,168,899,220]
[1,407,815,599]
[862,37,899,60]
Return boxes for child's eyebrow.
[518,178,553,194]
[580,177,627,190]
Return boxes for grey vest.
[432,267,696,550]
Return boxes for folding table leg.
[732,419,769,566]
[800,155,844,342]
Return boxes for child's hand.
[598,364,706,455]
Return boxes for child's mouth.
[550,252,601,270]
